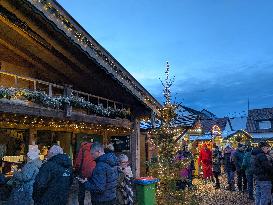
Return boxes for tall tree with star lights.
[147,62,194,204]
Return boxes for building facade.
[0,0,161,177]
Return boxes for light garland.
[0,87,130,119]
[0,113,131,136]
[28,0,161,113]
[146,63,193,204]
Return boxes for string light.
[0,113,132,136]
[146,62,193,204]
[29,0,161,113]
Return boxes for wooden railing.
[0,71,129,110]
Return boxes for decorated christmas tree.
[147,62,193,204]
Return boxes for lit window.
[259,121,271,129]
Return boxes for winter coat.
[117,168,133,205]
[33,154,73,205]
[242,151,253,175]
[223,152,235,172]
[8,158,42,205]
[252,148,273,181]
[198,148,213,178]
[232,149,245,171]
[84,152,118,203]
[176,151,193,180]
[212,149,222,173]
[75,142,96,178]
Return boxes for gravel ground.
[191,177,255,205]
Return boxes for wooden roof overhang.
[0,0,162,117]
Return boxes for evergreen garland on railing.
[0,87,130,119]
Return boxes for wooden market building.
[0,0,161,177]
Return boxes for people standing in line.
[212,144,222,189]
[252,141,273,205]
[75,142,96,205]
[242,145,254,200]
[33,145,73,205]
[117,154,133,205]
[232,143,247,192]
[7,145,42,205]
[223,144,236,191]
[198,143,213,183]
[78,142,118,205]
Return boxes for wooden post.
[64,84,73,117]
[48,84,53,96]
[33,81,37,91]
[29,128,37,145]
[14,76,18,88]
[131,118,141,178]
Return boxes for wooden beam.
[0,100,132,128]
[131,118,141,178]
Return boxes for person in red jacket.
[75,142,96,205]
[198,143,213,182]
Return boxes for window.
[258,121,271,129]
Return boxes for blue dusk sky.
[57,0,273,117]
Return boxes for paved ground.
[67,179,92,205]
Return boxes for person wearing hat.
[33,144,73,205]
[252,141,273,205]
[232,143,247,192]
[7,145,42,205]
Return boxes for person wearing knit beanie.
[47,144,64,159]
[27,145,40,161]
[8,145,42,205]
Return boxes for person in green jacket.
[242,146,254,200]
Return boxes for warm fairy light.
[30,0,161,113]
[146,63,192,204]
[0,113,131,135]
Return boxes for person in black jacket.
[212,144,222,189]
[33,145,73,205]
[223,144,235,191]
[252,141,273,205]
[233,143,247,192]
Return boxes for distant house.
[222,116,252,144]
[246,108,273,142]
[189,117,229,142]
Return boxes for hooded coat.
[198,145,213,178]
[33,154,73,205]
[252,148,273,181]
[75,142,96,178]
[8,158,42,205]
[84,152,118,204]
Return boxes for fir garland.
[0,87,130,119]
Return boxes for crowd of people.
[0,141,133,205]
[2,139,273,205]
[177,141,273,205]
